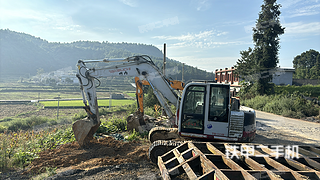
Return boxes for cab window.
[209,85,229,122]
[181,85,205,131]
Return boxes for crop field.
[40,99,135,107]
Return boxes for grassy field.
[40,99,135,107]
[126,92,136,98]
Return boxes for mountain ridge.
[0,29,213,81]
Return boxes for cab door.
[204,84,230,137]
[180,85,206,134]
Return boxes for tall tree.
[293,49,320,79]
[235,0,285,95]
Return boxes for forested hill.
[0,29,213,81]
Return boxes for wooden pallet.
[158,142,320,180]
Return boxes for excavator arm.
[134,77,184,114]
[73,55,179,146]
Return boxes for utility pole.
[182,63,184,82]
[109,93,112,109]
[163,43,166,76]
[57,95,60,120]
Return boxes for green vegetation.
[275,84,320,98]
[1,29,213,82]
[235,0,285,95]
[0,116,57,133]
[293,49,320,79]
[126,92,136,98]
[239,84,320,119]
[96,115,127,134]
[40,99,135,107]
[242,93,320,119]
[0,127,75,171]
[0,101,155,172]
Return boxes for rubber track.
[148,126,178,143]
[148,140,184,163]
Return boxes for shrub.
[242,94,320,119]
[4,116,56,132]
[96,115,127,134]
[125,129,140,141]
[72,112,87,121]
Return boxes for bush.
[0,126,76,171]
[96,115,127,134]
[1,116,56,133]
[242,94,320,119]
[275,84,320,97]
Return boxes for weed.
[45,167,57,176]
[242,93,320,119]
[0,126,75,171]
[125,129,140,141]
[97,115,127,134]
[154,104,161,118]
[1,116,56,133]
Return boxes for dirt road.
[253,110,320,146]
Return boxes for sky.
[0,0,319,72]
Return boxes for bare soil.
[1,105,319,180]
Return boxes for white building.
[272,67,295,85]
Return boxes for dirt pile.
[25,136,149,174]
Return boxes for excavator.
[73,56,320,179]
[73,55,256,154]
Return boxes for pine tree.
[235,0,285,95]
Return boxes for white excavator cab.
[178,82,255,142]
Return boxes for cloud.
[0,6,81,32]
[280,0,305,9]
[154,30,215,41]
[118,0,138,7]
[289,4,320,17]
[191,0,211,11]
[284,22,320,35]
[152,30,239,48]
[171,56,238,72]
[280,0,320,17]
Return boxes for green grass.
[40,99,135,107]
[126,92,136,98]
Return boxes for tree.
[293,49,320,79]
[235,0,285,95]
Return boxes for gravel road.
[253,110,320,146]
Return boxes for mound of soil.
[24,136,149,174]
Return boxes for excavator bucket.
[127,111,155,133]
[72,97,100,147]
[72,118,100,146]
[127,111,146,132]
